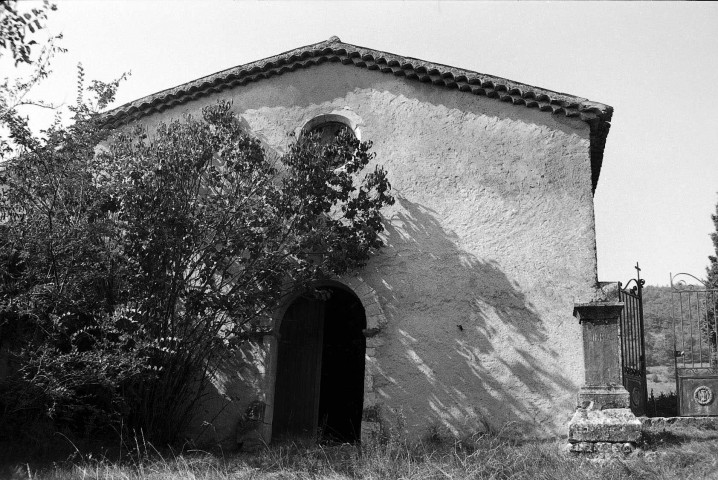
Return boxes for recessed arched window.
[308,121,354,144]
[301,114,359,144]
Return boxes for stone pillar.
[567,302,642,457]
[573,302,630,409]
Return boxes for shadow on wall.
[188,196,582,446]
[369,196,578,438]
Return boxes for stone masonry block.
[568,408,641,443]
[352,282,373,298]
[578,385,630,410]
[364,372,373,391]
[569,442,595,453]
[373,373,391,388]
[361,294,379,306]
[263,403,274,424]
[363,392,378,407]
[364,302,383,318]
[360,421,381,443]
[366,336,385,348]
[366,314,388,331]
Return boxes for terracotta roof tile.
[104,36,612,191]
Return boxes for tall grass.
[4,428,718,480]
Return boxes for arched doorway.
[272,286,366,442]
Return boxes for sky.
[8,1,718,287]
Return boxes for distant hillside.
[642,285,674,367]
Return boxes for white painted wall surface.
[129,62,600,444]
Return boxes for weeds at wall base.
[647,390,678,417]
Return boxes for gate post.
[567,302,642,455]
[573,302,630,408]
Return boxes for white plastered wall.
[128,62,599,445]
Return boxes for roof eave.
[102,36,613,192]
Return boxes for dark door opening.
[272,287,366,443]
[318,289,366,442]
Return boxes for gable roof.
[104,36,613,192]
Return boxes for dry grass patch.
[4,431,718,480]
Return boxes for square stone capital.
[578,385,630,409]
[573,302,624,324]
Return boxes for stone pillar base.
[578,385,630,410]
[567,441,638,456]
[566,406,642,457]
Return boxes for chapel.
[105,36,613,446]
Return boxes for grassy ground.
[3,428,718,480]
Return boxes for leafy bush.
[0,81,394,444]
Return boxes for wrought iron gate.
[617,265,647,416]
[670,273,718,416]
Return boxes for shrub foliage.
[0,90,394,444]
[710,200,718,289]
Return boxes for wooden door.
[272,297,325,438]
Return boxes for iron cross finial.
[635,262,645,286]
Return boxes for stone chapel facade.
[104,36,613,447]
